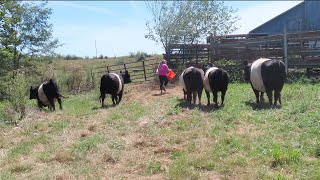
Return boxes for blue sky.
[45,1,302,58]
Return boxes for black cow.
[30,79,66,111]
[203,64,230,108]
[244,58,286,106]
[100,70,131,107]
[179,66,204,104]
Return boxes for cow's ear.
[30,86,32,90]
[243,61,248,66]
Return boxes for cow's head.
[202,63,215,72]
[121,70,132,84]
[29,86,38,99]
[243,61,251,81]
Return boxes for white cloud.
[233,1,302,34]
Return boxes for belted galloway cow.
[179,66,204,104]
[244,58,286,106]
[29,79,66,111]
[203,64,229,107]
[100,70,131,107]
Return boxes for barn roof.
[249,1,304,34]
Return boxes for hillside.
[0,81,319,179]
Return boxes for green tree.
[0,1,59,71]
[145,1,239,53]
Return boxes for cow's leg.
[266,90,273,106]
[117,91,123,104]
[187,91,192,104]
[221,90,226,106]
[49,99,55,111]
[192,92,197,104]
[100,94,105,107]
[197,88,202,105]
[274,90,281,106]
[278,93,282,105]
[37,100,43,111]
[57,97,63,110]
[205,90,210,106]
[213,91,218,108]
[260,92,265,102]
[183,89,187,100]
[111,94,117,105]
[253,89,260,103]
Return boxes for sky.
[45,1,303,58]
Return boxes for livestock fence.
[90,57,161,84]
[164,30,320,72]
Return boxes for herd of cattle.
[29,58,286,111]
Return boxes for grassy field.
[0,81,320,179]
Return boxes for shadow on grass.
[175,99,222,113]
[92,104,115,110]
[245,100,281,110]
[152,92,169,96]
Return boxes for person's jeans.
[159,75,168,91]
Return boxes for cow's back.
[261,60,286,90]
[183,67,204,91]
[100,73,122,94]
[204,67,218,92]
[38,79,60,105]
[38,84,50,106]
[180,66,194,91]
[250,58,270,92]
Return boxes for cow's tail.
[58,93,69,98]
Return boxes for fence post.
[283,24,288,73]
[196,45,198,64]
[107,66,110,73]
[123,64,126,70]
[142,61,147,81]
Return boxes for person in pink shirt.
[157,59,171,94]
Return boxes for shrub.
[5,70,28,124]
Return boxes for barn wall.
[249,1,320,35]
[305,1,320,31]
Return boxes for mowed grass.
[0,82,319,179]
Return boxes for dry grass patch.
[154,146,183,154]
[102,153,117,164]
[52,150,75,163]
[54,173,75,180]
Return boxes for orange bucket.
[167,70,176,80]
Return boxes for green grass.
[0,82,319,179]
[72,133,104,157]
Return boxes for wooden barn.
[249,0,320,35]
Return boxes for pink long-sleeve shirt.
[157,63,169,76]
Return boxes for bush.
[5,70,28,124]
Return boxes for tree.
[0,1,60,71]
[145,1,239,53]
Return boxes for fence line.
[90,57,161,83]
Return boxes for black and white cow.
[244,58,286,106]
[179,66,204,104]
[203,64,230,107]
[99,70,132,107]
[29,79,66,111]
